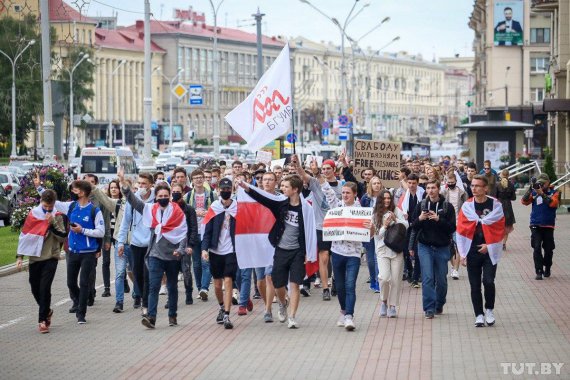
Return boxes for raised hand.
[32,170,41,188]
[117,166,126,186]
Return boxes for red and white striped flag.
[17,206,51,257]
[143,202,187,245]
[456,197,505,264]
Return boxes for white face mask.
[211,177,218,185]
[136,187,149,197]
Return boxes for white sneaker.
[178,273,183,282]
[232,289,239,305]
[337,313,346,327]
[159,285,167,295]
[387,306,397,318]
[451,269,459,280]
[485,309,495,326]
[344,315,355,331]
[278,302,288,323]
[287,317,298,329]
[379,302,388,317]
[475,314,485,327]
[315,278,322,288]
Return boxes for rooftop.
[95,28,165,53]
[49,0,97,24]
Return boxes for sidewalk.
[0,202,568,379]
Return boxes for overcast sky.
[83,0,474,60]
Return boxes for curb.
[0,254,66,278]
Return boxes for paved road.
[0,202,569,379]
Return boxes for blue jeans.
[363,240,378,285]
[126,246,140,299]
[114,243,133,303]
[331,252,361,316]
[236,268,252,307]
[193,241,211,291]
[147,257,181,318]
[418,243,449,313]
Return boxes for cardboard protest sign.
[322,207,373,242]
[256,150,273,166]
[353,139,401,188]
[304,155,324,169]
[271,158,286,170]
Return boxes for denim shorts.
[255,265,273,280]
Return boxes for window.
[192,48,199,80]
[530,28,551,44]
[531,88,544,102]
[178,47,184,73]
[185,47,191,81]
[530,57,548,73]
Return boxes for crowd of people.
[16,153,560,334]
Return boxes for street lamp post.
[156,67,184,148]
[108,59,126,148]
[313,56,329,124]
[505,66,511,119]
[209,0,225,158]
[0,39,36,157]
[66,52,91,158]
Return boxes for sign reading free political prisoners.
[322,207,373,242]
[353,139,401,189]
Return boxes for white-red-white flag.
[17,206,51,257]
[225,44,292,152]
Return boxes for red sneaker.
[38,322,49,334]
[247,298,253,312]
[238,306,247,315]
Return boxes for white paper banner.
[322,207,373,242]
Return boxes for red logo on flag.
[252,86,291,131]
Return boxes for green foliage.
[57,47,95,117]
[543,147,557,183]
[0,227,19,266]
[518,155,530,165]
[18,144,27,156]
[194,138,209,146]
[0,15,43,145]
[75,145,81,158]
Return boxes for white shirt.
[211,213,233,255]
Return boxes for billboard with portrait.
[494,0,524,46]
[162,125,183,143]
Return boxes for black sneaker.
[102,288,111,297]
[186,293,193,305]
[113,302,124,313]
[411,281,421,288]
[142,315,156,329]
[77,315,87,324]
[69,305,78,314]
[436,307,443,315]
[300,287,310,297]
[87,296,95,307]
[164,301,169,309]
[535,273,543,280]
[544,267,551,278]
[124,281,130,294]
[223,315,233,329]
[322,288,331,301]
[169,316,178,326]
[216,308,225,324]
[253,291,262,300]
[133,297,141,309]
[425,311,435,319]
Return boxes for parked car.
[0,184,12,225]
[155,153,172,170]
[164,156,183,171]
[0,171,21,207]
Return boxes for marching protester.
[201,178,238,329]
[496,169,516,251]
[521,173,559,280]
[238,170,317,329]
[374,190,408,318]
[441,170,467,280]
[118,168,188,329]
[16,190,67,333]
[360,175,384,292]
[35,176,105,324]
[457,175,505,327]
[409,180,456,319]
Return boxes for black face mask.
[172,193,182,202]
[220,190,232,200]
[70,192,79,201]
[448,183,456,190]
[157,198,170,207]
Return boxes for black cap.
[219,177,232,189]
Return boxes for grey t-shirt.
[278,204,302,250]
[308,177,330,230]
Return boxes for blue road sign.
[189,85,203,105]
[338,115,349,125]
[286,133,297,144]
[339,126,349,141]
[322,128,329,136]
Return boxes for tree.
[0,15,43,148]
[543,147,557,183]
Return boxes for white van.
[171,142,189,158]
[78,147,138,186]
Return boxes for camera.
[531,177,542,190]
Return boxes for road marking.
[0,316,27,330]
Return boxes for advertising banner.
[494,0,524,46]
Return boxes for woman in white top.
[374,189,409,318]
[323,181,370,331]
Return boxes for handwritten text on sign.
[353,139,401,188]
[322,207,373,242]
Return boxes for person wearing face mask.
[360,175,384,293]
[118,168,188,329]
[34,176,105,325]
[170,182,199,306]
[16,190,67,333]
[117,172,155,313]
[441,170,467,280]
[210,167,221,191]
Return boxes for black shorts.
[209,252,238,280]
[316,229,332,252]
[272,247,305,288]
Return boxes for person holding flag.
[237,172,317,329]
[118,168,188,329]
[201,178,238,330]
[456,175,505,327]
[16,190,67,333]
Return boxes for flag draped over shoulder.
[17,206,52,257]
[143,202,187,245]
[225,44,292,152]
[397,187,425,214]
[456,198,505,265]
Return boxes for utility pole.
[505,66,511,120]
[209,0,225,157]
[40,0,55,160]
[254,9,265,86]
[143,0,152,163]
[108,59,126,148]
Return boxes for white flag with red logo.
[17,206,51,257]
[225,44,292,152]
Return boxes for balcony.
[531,0,558,12]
